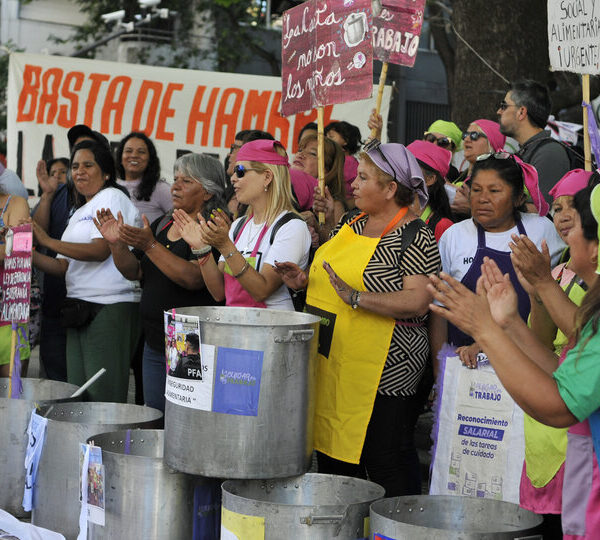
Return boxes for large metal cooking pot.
[86,429,220,540]
[369,495,543,539]
[31,402,162,540]
[221,473,385,539]
[164,306,319,478]
[0,378,79,517]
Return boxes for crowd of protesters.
[1,77,600,538]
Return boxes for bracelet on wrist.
[145,240,157,252]
[197,253,211,266]
[224,251,236,259]
[232,261,250,279]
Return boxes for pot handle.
[274,329,314,343]
[514,537,543,540]
[299,514,344,525]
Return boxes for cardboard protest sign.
[8,53,391,193]
[372,0,426,66]
[430,353,524,504]
[281,0,373,117]
[548,0,600,75]
[1,224,32,323]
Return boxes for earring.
[264,186,268,192]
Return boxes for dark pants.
[39,315,67,382]
[317,393,422,497]
[142,342,166,413]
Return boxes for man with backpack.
[497,79,573,206]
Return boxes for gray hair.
[173,153,228,219]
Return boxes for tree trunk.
[448,0,549,128]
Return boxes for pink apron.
[224,217,269,308]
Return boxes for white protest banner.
[430,354,524,504]
[547,0,600,75]
[7,52,390,192]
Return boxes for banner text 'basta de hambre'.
[7,53,390,192]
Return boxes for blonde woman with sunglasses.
[174,139,311,311]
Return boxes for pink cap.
[236,139,289,167]
[513,155,550,216]
[473,119,506,152]
[407,140,452,179]
[549,169,592,200]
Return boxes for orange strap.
[347,207,409,238]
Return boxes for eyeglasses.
[462,131,488,142]
[475,151,513,162]
[424,133,453,149]
[230,143,243,153]
[364,138,397,182]
[233,164,262,178]
[498,101,518,111]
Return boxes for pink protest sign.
[372,0,426,66]
[1,224,32,323]
[281,0,373,117]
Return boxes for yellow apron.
[306,210,404,464]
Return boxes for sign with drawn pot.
[281,0,373,117]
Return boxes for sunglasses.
[424,133,453,149]
[364,138,397,182]
[498,101,518,111]
[230,143,243,153]
[462,131,488,142]
[233,164,262,178]
[475,151,513,162]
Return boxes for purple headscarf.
[366,142,428,208]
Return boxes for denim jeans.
[143,342,167,413]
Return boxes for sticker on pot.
[164,311,216,411]
[78,443,105,527]
[212,347,263,416]
[221,507,264,539]
[373,534,396,540]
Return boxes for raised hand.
[273,261,309,291]
[323,260,354,305]
[198,210,232,251]
[509,234,553,288]
[36,159,59,195]
[93,208,122,244]
[119,214,155,251]
[172,208,205,250]
[480,257,519,329]
[312,185,335,224]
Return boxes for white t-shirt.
[223,211,312,310]
[116,178,172,224]
[58,187,142,304]
[438,212,566,282]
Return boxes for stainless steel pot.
[369,495,543,539]
[0,378,79,517]
[164,306,319,478]
[86,429,220,540]
[31,402,162,540]
[221,473,385,539]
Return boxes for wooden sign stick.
[317,106,326,224]
[370,62,389,139]
[583,74,592,172]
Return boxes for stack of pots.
[0,378,79,517]
[163,306,385,539]
[31,402,162,539]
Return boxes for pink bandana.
[513,155,549,216]
[549,169,592,200]
[407,140,452,179]
[236,139,289,167]
[473,119,506,152]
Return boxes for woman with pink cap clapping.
[174,139,311,310]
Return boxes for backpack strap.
[269,212,303,244]
[400,219,426,260]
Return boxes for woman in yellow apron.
[275,141,441,496]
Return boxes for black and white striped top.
[332,215,441,396]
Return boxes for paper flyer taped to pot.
[164,311,215,410]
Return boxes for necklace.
[242,219,266,253]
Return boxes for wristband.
[192,245,211,257]
[233,261,250,278]
[145,241,157,252]
[224,251,236,259]
[197,253,211,266]
[351,290,361,310]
